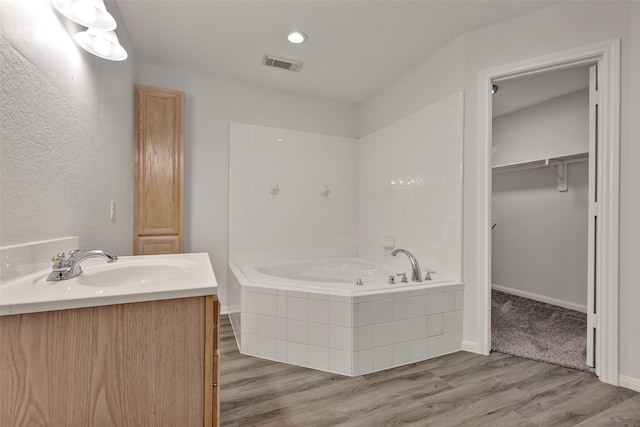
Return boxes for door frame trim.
[476,39,620,385]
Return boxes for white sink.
[75,264,186,287]
[0,253,217,315]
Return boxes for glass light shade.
[53,0,117,31]
[75,28,128,61]
[287,31,307,44]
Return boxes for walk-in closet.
[490,65,594,371]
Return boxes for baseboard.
[461,341,481,354]
[492,284,587,313]
[619,375,640,392]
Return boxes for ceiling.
[492,64,591,117]
[114,0,557,104]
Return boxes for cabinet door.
[134,85,184,253]
[137,235,181,255]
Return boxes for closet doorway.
[490,65,592,371]
[476,39,620,386]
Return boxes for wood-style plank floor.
[219,316,639,426]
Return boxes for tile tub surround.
[232,269,463,376]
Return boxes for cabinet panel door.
[137,235,180,255]
[135,86,184,240]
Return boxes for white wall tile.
[443,291,456,312]
[308,345,329,371]
[287,342,307,366]
[277,340,287,362]
[329,349,352,375]
[427,335,443,358]
[393,319,412,344]
[443,331,462,354]
[246,292,259,314]
[358,350,374,375]
[329,301,352,327]
[373,300,393,324]
[259,293,277,317]
[287,319,307,344]
[244,313,259,335]
[277,295,287,318]
[428,314,444,337]
[410,294,429,318]
[307,322,329,348]
[357,302,374,327]
[427,293,444,315]
[410,317,429,340]
[329,325,353,352]
[258,336,278,360]
[354,326,374,351]
[373,346,393,371]
[373,323,393,347]
[243,333,258,355]
[393,342,412,367]
[308,299,329,324]
[288,297,308,321]
[258,315,277,339]
[393,298,412,321]
[410,339,428,362]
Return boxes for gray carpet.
[491,289,594,372]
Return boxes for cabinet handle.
[213,383,218,388]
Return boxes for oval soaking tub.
[229,257,464,377]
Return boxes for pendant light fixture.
[52,0,117,31]
[74,28,128,61]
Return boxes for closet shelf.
[492,151,588,175]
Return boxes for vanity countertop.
[0,253,217,316]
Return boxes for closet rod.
[492,152,588,175]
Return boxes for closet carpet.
[491,289,593,372]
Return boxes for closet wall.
[492,89,589,310]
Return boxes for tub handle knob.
[425,270,436,280]
[356,278,363,286]
[396,273,408,283]
[388,275,396,284]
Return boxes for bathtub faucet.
[390,249,422,282]
[47,249,118,281]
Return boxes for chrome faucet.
[390,249,422,282]
[47,249,118,281]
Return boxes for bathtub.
[228,257,463,376]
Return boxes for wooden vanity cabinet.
[133,85,184,255]
[0,295,220,427]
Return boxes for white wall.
[358,93,464,281]
[0,0,137,255]
[137,63,358,308]
[492,164,589,307]
[492,90,589,166]
[358,35,465,137]
[359,1,640,385]
[229,124,358,262]
[461,2,639,384]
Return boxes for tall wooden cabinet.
[134,85,184,255]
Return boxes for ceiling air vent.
[263,55,303,72]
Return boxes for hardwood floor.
[219,316,639,426]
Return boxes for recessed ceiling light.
[287,31,307,44]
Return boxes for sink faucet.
[390,249,422,282]
[47,249,118,281]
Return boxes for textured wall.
[0,0,137,255]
